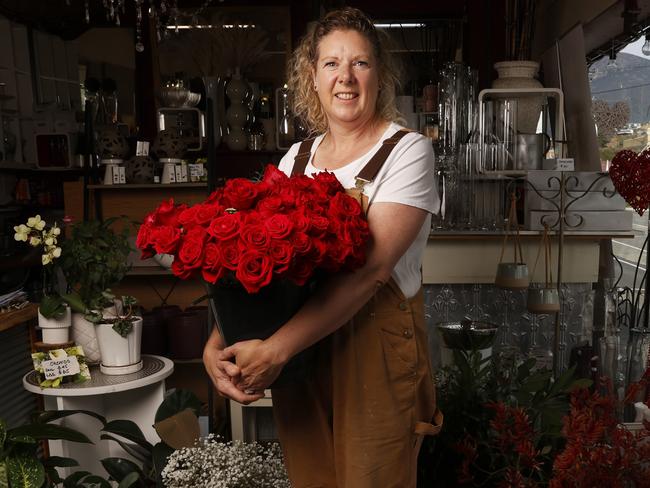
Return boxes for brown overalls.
[272,130,443,488]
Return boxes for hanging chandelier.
[74,0,216,51]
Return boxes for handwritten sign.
[42,357,81,380]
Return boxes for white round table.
[23,355,174,478]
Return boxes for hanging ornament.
[609,149,650,216]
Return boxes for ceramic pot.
[38,306,72,344]
[71,312,102,363]
[492,60,544,134]
[202,75,224,148]
[495,262,529,289]
[527,287,560,313]
[95,317,143,371]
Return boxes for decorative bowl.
[436,319,499,351]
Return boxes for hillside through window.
[589,37,648,290]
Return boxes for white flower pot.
[71,312,102,364]
[38,306,71,344]
[95,317,143,371]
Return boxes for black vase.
[206,279,315,387]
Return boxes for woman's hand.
[202,329,265,405]
[222,339,287,393]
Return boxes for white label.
[119,166,126,184]
[42,356,81,380]
[136,141,150,156]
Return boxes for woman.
[203,7,442,487]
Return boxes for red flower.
[136,163,370,294]
[236,250,274,294]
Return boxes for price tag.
[42,357,81,380]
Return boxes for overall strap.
[354,129,410,186]
[291,138,316,176]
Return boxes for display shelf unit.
[87,182,208,190]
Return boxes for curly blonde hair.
[287,7,401,135]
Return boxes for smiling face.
[313,29,380,130]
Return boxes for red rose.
[153,225,182,254]
[313,171,344,195]
[287,259,314,286]
[240,223,270,250]
[309,237,328,265]
[205,188,224,205]
[328,192,362,219]
[236,250,274,293]
[178,206,200,229]
[262,164,289,186]
[195,203,222,226]
[277,187,298,209]
[207,213,241,241]
[257,195,284,217]
[223,178,261,210]
[177,227,206,268]
[290,209,311,233]
[136,223,155,258]
[202,242,225,283]
[308,214,329,237]
[264,214,293,239]
[269,239,293,274]
[291,232,312,255]
[219,239,240,270]
[154,199,186,226]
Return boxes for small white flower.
[44,236,55,246]
[13,224,29,242]
[42,253,52,265]
[27,215,46,230]
[52,247,62,258]
[29,236,42,246]
[51,225,61,236]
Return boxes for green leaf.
[44,465,62,485]
[0,419,6,449]
[101,421,152,451]
[99,434,149,464]
[39,295,66,319]
[63,471,92,487]
[566,378,593,392]
[42,456,79,468]
[112,321,133,338]
[77,474,111,487]
[152,442,174,486]
[9,424,92,444]
[61,293,87,314]
[0,461,8,488]
[100,458,143,483]
[7,454,45,488]
[117,472,140,488]
[32,410,106,426]
[7,435,37,445]
[155,389,202,423]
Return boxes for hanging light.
[642,31,650,56]
[607,43,618,70]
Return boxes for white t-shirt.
[278,122,438,298]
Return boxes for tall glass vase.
[202,76,224,149]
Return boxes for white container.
[38,306,71,344]
[71,312,101,363]
[95,317,142,369]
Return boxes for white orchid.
[51,225,61,236]
[13,224,29,242]
[42,253,52,265]
[29,236,42,246]
[27,215,46,230]
[51,247,62,258]
[44,236,55,247]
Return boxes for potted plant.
[60,218,132,364]
[13,215,70,343]
[93,295,144,375]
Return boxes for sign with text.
[42,356,81,380]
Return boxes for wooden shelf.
[0,303,38,332]
[87,183,208,190]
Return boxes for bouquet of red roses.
[136,164,370,293]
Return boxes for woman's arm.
[223,201,429,391]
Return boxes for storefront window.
[589,37,649,290]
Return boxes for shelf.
[215,149,286,156]
[428,230,635,240]
[172,358,203,364]
[0,163,84,173]
[87,183,208,190]
[127,266,172,276]
[0,303,38,332]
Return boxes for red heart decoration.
[609,149,650,216]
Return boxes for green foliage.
[418,351,591,487]
[38,296,66,321]
[99,389,201,487]
[60,218,132,311]
[0,411,108,488]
